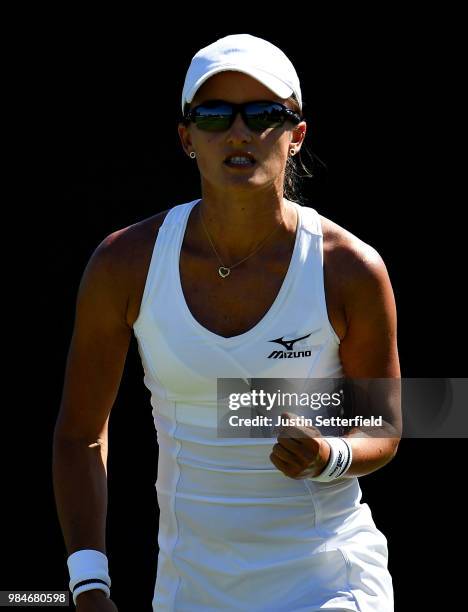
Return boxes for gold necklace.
[198,203,286,278]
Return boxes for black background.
[3,10,465,612]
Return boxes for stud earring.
[189,151,196,159]
[290,148,297,156]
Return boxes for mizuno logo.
[269,333,312,351]
[267,350,312,359]
[267,331,319,359]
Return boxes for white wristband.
[67,549,111,606]
[72,582,110,605]
[308,437,352,482]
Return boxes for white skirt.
[152,476,394,611]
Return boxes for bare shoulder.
[319,213,391,292]
[319,213,399,377]
[318,212,397,344]
[88,208,172,328]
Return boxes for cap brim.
[182,65,295,113]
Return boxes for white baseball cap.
[181,33,302,115]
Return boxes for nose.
[226,111,252,143]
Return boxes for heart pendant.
[219,266,230,278]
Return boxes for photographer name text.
[227,415,383,427]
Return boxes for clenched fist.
[269,411,331,479]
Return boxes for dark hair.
[283,94,317,204]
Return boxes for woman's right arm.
[52,234,133,610]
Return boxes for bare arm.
[53,232,132,557]
[335,242,401,476]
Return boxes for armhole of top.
[132,215,171,331]
[315,211,342,347]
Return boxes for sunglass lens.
[192,103,232,132]
[245,103,285,131]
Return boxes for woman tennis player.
[53,34,401,611]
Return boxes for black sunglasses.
[183,100,302,133]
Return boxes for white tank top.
[133,199,393,612]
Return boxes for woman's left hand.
[269,411,331,479]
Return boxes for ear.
[290,120,307,150]
[178,123,193,156]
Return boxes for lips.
[223,152,256,165]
